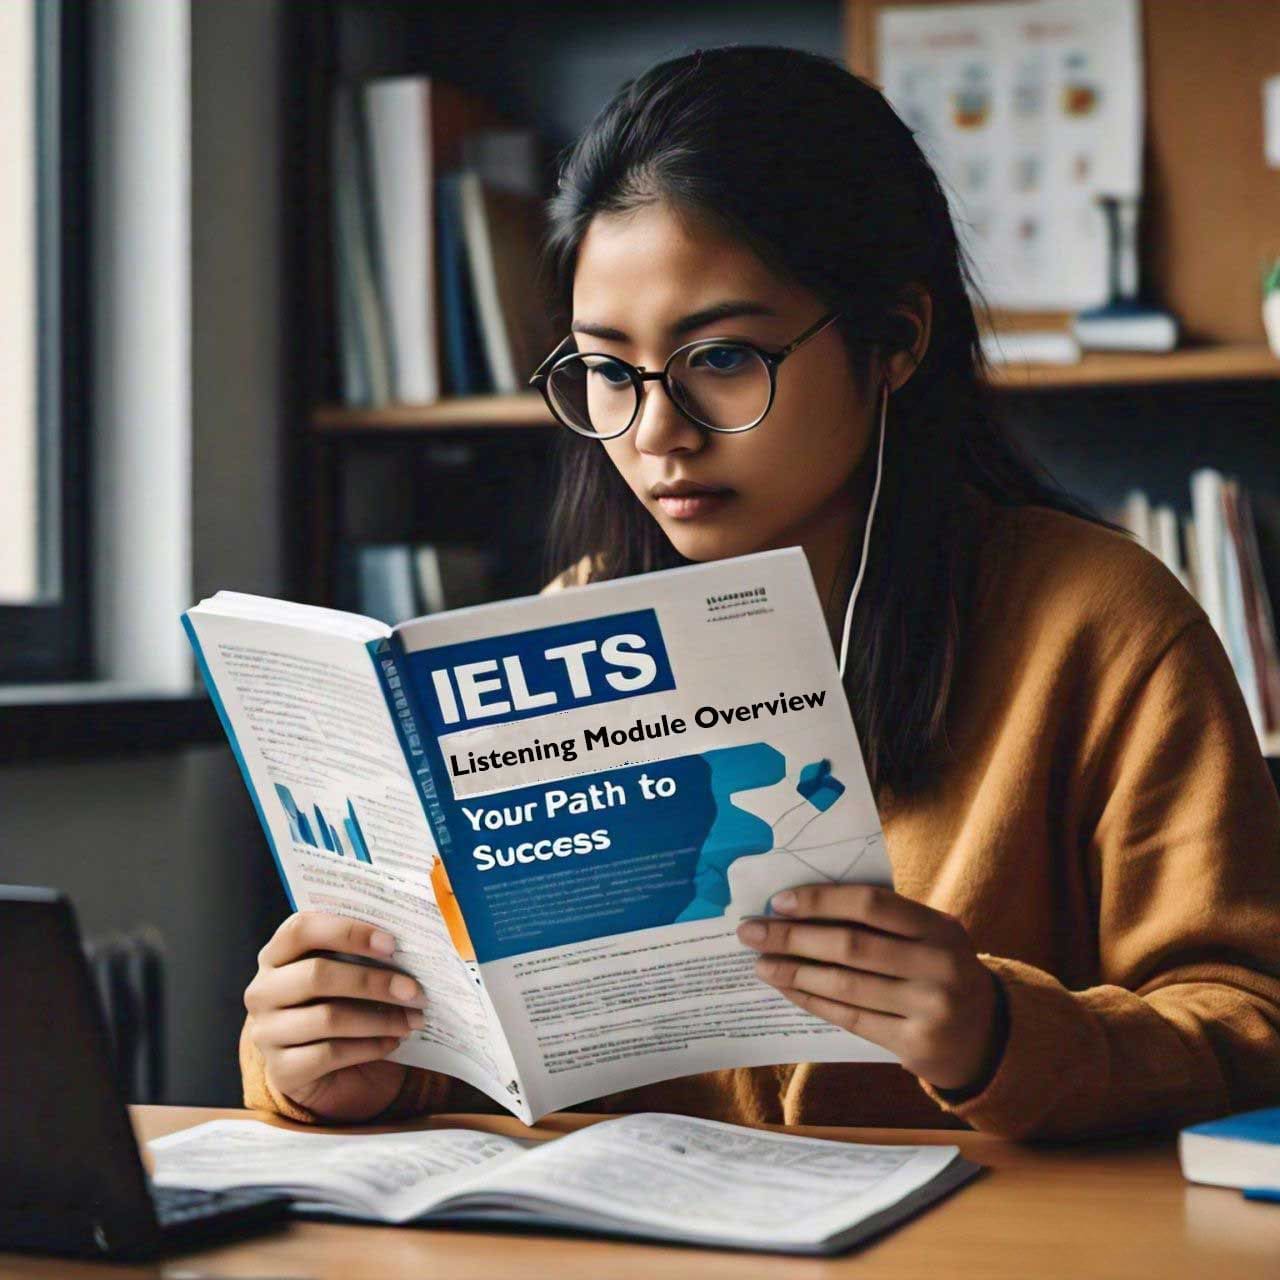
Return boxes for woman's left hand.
[736,883,1003,1095]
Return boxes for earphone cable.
[837,379,888,681]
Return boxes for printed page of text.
[458,1111,958,1248]
[149,1118,530,1223]
[185,609,522,1112]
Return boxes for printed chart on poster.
[876,0,1142,310]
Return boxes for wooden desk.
[0,1105,1275,1278]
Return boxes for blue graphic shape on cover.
[675,743,786,921]
[797,758,845,811]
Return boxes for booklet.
[183,546,896,1124]
[149,1113,981,1256]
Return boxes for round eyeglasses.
[528,311,843,439]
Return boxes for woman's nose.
[631,378,706,456]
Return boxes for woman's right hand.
[244,911,428,1122]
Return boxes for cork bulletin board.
[844,0,1280,344]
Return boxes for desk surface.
[0,1105,1276,1279]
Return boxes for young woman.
[241,46,1280,1140]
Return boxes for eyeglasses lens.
[675,342,773,430]
[545,342,772,436]
[546,354,634,436]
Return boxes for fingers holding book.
[252,996,426,1049]
[737,886,1007,1099]
[256,908,399,969]
[244,910,427,1122]
[252,951,427,1013]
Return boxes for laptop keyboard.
[152,1183,289,1229]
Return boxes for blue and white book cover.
[389,546,889,963]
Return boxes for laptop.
[0,885,292,1260]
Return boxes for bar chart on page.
[274,783,373,864]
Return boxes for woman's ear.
[883,283,932,394]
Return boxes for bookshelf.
[312,393,555,434]
[282,0,858,609]
[282,1,1280,759]
[985,344,1280,391]
[310,342,1280,436]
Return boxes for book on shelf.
[1224,482,1280,735]
[1121,492,1190,593]
[979,327,1082,366]
[1071,301,1179,353]
[149,1113,981,1256]
[355,545,418,627]
[1192,469,1265,738]
[362,77,436,405]
[435,171,490,396]
[1116,470,1280,748]
[336,541,497,624]
[456,170,560,394]
[1122,489,1154,560]
[182,547,897,1125]
[460,127,542,195]
[413,544,495,613]
[1150,505,1185,591]
[1182,511,1201,605]
[331,84,393,406]
[332,73,554,407]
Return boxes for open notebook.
[149,1112,982,1256]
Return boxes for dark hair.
[540,44,1105,801]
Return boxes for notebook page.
[443,1111,960,1248]
[148,1119,530,1222]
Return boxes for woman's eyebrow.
[570,300,779,342]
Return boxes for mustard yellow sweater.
[241,491,1280,1139]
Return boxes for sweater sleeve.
[916,618,1280,1140]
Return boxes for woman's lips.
[655,490,735,519]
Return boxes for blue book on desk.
[1179,1106,1280,1193]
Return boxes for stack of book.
[980,328,1083,367]
[1115,470,1280,752]
[1180,1105,1280,1206]
[331,76,560,406]
[336,542,496,626]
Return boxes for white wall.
[92,0,193,690]
[0,0,290,1106]
[0,1,37,603]
[192,0,285,603]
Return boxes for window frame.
[0,0,91,684]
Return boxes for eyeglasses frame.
[528,310,844,438]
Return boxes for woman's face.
[570,200,878,566]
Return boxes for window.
[0,0,89,683]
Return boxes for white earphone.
[836,378,889,682]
